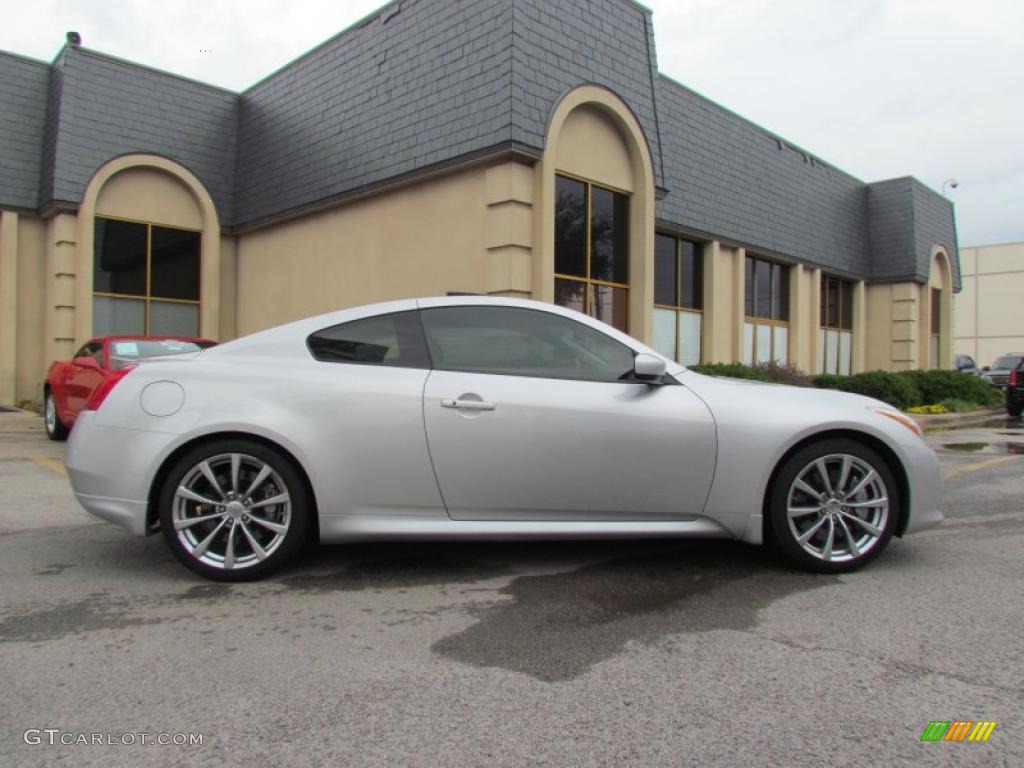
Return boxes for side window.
[419,306,636,383]
[307,311,430,369]
[73,344,91,360]
[90,344,106,368]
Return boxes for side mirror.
[982,366,991,372]
[73,356,101,371]
[634,353,667,383]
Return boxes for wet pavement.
[1,410,1022,767]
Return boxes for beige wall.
[954,242,1024,366]
[236,162,534,335]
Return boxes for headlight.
[874,408,924,439]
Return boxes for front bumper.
[65,412,174,536]
[900,436,944,535]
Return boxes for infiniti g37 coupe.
[65,297,943,581]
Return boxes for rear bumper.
[65,412,173,536]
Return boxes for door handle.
[441,398,496,412]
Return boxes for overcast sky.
[3,0,1020,246]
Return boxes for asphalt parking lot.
[1,409,1021,767]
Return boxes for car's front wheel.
[768,438,899,573]
[158,439,310,581]
[44,390,69,441]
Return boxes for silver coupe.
[65,296,943,580]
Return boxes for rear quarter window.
[307,311,431,369]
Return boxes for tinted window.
[151,227,201,300]
[555,176,586,278]
[420,306,636,383]
[308,311,430,369]
[94,219,147,295]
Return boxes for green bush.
[690,362,813,386]
[896,369,1002,407]
[689,363,773,382]
[693,363,1000,412]
[813,370,921,410]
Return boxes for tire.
[767,438,899,574]
[44,390,69,441]
[158,439,311,581]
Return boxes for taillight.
[1011,367,1019,386]
[83,365,137,411]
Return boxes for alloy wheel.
[172,452,292,571]
[785,453,890,563]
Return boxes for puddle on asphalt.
[942,441,1024,454]
[432,541,838,682]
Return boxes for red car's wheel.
[44,389,69,441]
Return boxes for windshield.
[109,339,213,369]
[992,355,1023,370]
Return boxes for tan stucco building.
[0,0,961,408]
[954,241,1024,367]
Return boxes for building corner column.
[733,247,746,362]
[0,211,18,406]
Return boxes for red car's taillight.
[83,364,137,411]
[1011,367,1019,387]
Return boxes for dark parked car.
[954,354,981,376]
[982,354,1024,389]
[1007,359,1024,417]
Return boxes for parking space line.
[943,455,1020,477]
[28,455,66,476]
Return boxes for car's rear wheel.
[158,439,310,581]
[768,438,899,573]
[44,390,69,441]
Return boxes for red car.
[44,336,217,440]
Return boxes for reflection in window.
[744,255,789,365]
[652,234,703,365]
[93,217,201,336]
[819,275,854,375]
[420,306,635,382]
[554,175,629,332]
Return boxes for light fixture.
[942,178,959,196]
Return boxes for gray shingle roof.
[234,0,515,227]
[43,48,238,222]
[655,74,872,278]
[868,177,961,290]
[509,0,664,188]
[0,51,50,210]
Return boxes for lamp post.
[942,178,959,196]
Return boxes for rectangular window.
[744,255,789,364]
[930,288,941,369]
[652,233,703,365]
[93,217,201,337]
[555,174,629,332]
[819,275,854,375]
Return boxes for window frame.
[554,172,630,332]
[93,214,202,336]
[653,233,704,365]
[744,255,790,364]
